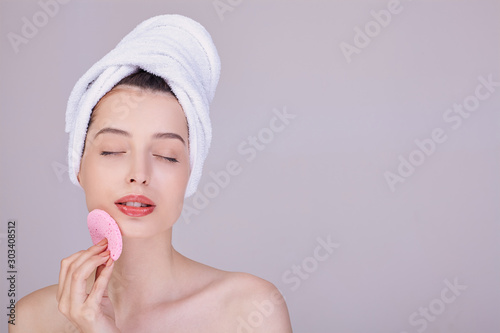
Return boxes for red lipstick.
[114,194,156,217]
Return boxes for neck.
[106,229,183,314]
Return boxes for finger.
[57,250,86,316]
[69,252,111,310]
[81,238,110,262]
[77,238,109,266]
[95,262,105,281]
[94,248,114,281]
[59,251,109,316]
[57,250,86,302]
[94,264,108,296]
[87,258,114,305]
[62,240,109,296]
[58,240,108,302]
[58,248,105,315]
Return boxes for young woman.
[11,15,292,333]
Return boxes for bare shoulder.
[175,257,292,331]
[215,271,293,332]
[9,284,74,333]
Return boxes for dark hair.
[87,69,176,128]
[114,69,176,96]
[81,69,178,157]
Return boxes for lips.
[114,194,156,217]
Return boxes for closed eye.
[154,155,179,163]
[100,151,178,163]
[100,151,124,156]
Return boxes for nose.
[127,152,150,185]
[129,175,149,185]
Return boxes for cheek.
[157,163,190,190]
[154,165,189,223]
[80,155,117,198]
[155,165,190,217]
[84,157,117,181]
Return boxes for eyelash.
[100,151,179,163]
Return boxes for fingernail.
[97,238,107,246]
[99,250,110,257]
[106,258,113,267]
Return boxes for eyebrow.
[93,127,186,145]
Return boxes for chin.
[117,216,175,238]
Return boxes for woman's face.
[77,85,190,238]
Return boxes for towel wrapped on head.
[65,14,221,198]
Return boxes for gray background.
[1,0,499,332]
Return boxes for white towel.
[65,14,221,198]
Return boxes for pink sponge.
[87,209,123,261]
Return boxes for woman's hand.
[57,238,121,333]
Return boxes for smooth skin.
[11,86,292,333]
